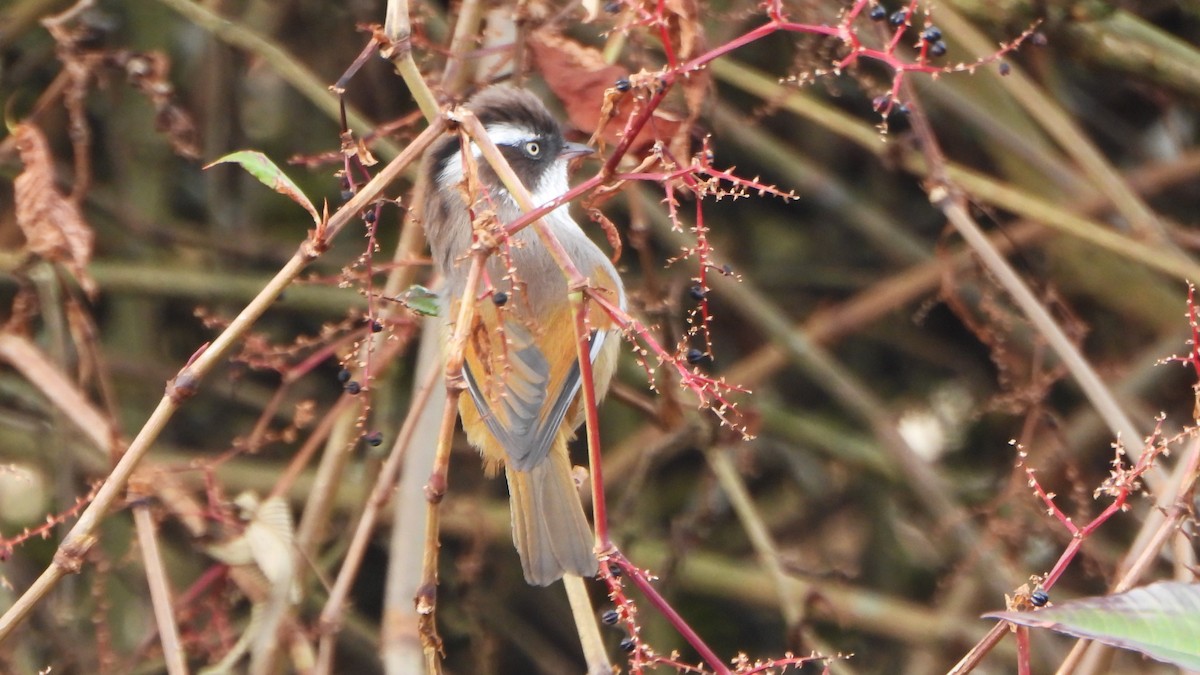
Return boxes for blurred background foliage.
[1,0,1199,673]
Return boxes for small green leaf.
[986,581,1200,669]
[395,285,440,317]
[206,150,321,226]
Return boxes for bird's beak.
[559,141,595,160]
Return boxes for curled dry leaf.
[12,123,98,298]
[589,208,623,263]
[529,30,681,156]
[117,51,201,159]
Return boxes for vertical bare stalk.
[132,496,188,675]
[415,252,486,673]
[563,574,612,675]
[895,63,1145,459]
[705,447,798,628]
[250,400,363,674]
[383,0,440,120]
[315,365,441,673]
[439,0,486,94]
[382,313,447,675]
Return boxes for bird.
[420,86,625,586]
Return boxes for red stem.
[611,553,731,675]
[570,293,612,551]
[1015,626,1031,675]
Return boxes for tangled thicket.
[1,1,1199,673]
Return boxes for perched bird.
[420,86,625,586]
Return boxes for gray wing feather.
[463,325,609,472]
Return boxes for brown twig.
[131,493,189,675]
[416,250,486,672]
[314,363,441,672]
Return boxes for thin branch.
[131,496,188,675]
[382,0,440,122]
[314,364,441,672]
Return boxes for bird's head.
[427,86,592,207]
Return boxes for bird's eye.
[523,141,541,157]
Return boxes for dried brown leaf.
[13,123,98,298]
[529,30,680,155]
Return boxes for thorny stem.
[416,251,486,671]
[607,553,731,675]
[0,116,445,647]
[1055,436,1200,675]
[570,291,612,551]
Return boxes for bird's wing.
[463,317,605,472]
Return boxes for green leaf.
[395,284,440,317]
[206,150,321,226]
[986,581,1200,669]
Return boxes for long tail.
[505,444,598,586]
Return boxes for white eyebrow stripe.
[483,123,538,147]
[437,124,542,189]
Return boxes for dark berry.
[686,348,705,364]
[868,5,887,21]
[341,189,355,202]
[920,26,942,42]
[364,210,376,223]
[370,320,384,333]
[1030,589,1049,607]
[999,62,1011,76]
[1031,32,1047,47]
[929,40,947,57]
[600,609,620,625]
[604,0,621,12]
[619,637,636,653]
[721,263,733,275]
[337,368,352,383]
[889,9,907,26]
[608,563,622,577]
[615,78,631,92]
[346,380,362,395]
[364,431,384,447]
[688,285,706,301]
[492,291,508,306]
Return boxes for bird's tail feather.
[505,447,598,586]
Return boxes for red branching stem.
[607,552,731,675]
[654,0,678,68]
[601,87,672,177]
[1015,626,1032,675]
[570,291,613,551]
[586,288,748,425]
[1188,282,1200,381]
[693,198,713,354]
[1022,414,1171,590]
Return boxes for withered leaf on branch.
[12,123,98,298]
[529,30,681,156]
